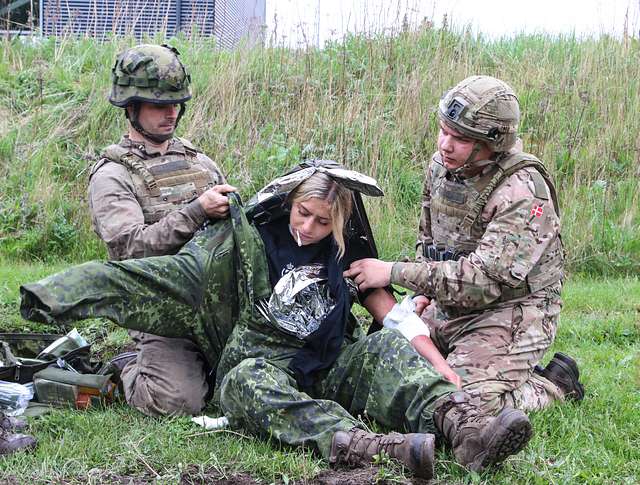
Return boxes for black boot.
[535,352,585,401]
[330,428,435,479]
[434,392,533,473]
[99,351,137,396]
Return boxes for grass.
[0,262,638,484]
[0,26,639,274]
[0,17,639,484]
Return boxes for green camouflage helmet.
[438,75,520,152]
[109,44,191,107]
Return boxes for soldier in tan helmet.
[345,75,584,470]
[89,43,236,417]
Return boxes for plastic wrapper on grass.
[0,381,33,416]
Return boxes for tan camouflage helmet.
[438,75,520,152]
[109,44,191,107]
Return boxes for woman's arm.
[361,288,461,389]
[409,335,462,389]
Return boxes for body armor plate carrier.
[93,140,218,224]
[427,151,564,298]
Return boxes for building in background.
[2,0,266,47]
[1,0,39,34]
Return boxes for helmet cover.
[109,43,191,107]
[438,75,520,152]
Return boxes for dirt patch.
[313,467,400,484]
[180,468,260,484]
[178,465,433,484]
[10,465,436,485]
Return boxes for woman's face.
[289,198,333,246]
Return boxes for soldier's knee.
[128,386,205,417]
[146,378,206,416]
[231,357,266,379]
[220,358,267,409]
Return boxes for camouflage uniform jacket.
[21,194,272,373]
[88,135,226,260]
[392,149,563,316]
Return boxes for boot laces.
[456,403,489,435]
[342,429,401,465]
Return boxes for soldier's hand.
[198,184,237,219]
[413,295,430,315]
[343,258,393,291]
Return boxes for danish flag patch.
[530,205,544,218]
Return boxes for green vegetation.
[0,264,638,484]
[0,24,639,484]
[0,27,638,273]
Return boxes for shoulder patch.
[430,156,447,180]
[100,144,131,163]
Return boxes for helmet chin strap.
[125,103,186,144]
[448,141,485,178]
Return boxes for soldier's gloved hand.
[198,184,237,219]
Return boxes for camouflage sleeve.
[391,168,561,308]
[88,161,209,260]
[196,153,227,184]
[20,256,203,339]
[415,158,435,262]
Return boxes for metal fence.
[33,0,265,46]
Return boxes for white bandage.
[191,415,229,430]
[382,296,430,341]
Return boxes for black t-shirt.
[256,215,375,302]
[255,213,376,389]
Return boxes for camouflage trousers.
[120,331,209,417]
[219,328,457,459]
[424,283,564,414]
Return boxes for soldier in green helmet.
[345,75,585,468]
[89,43,236,417]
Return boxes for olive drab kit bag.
[0,331,117,414]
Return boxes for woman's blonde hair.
[289,172,353,259]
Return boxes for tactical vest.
[428,151,564,295]
[91,138,219,224]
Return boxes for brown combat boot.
[0,415,28,432]
[0,429,37,455]
[329,428,435,479]
[99,351,137,396]
[434,391,532,473]
[534,352,585,401]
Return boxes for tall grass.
[0,25,638,274]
